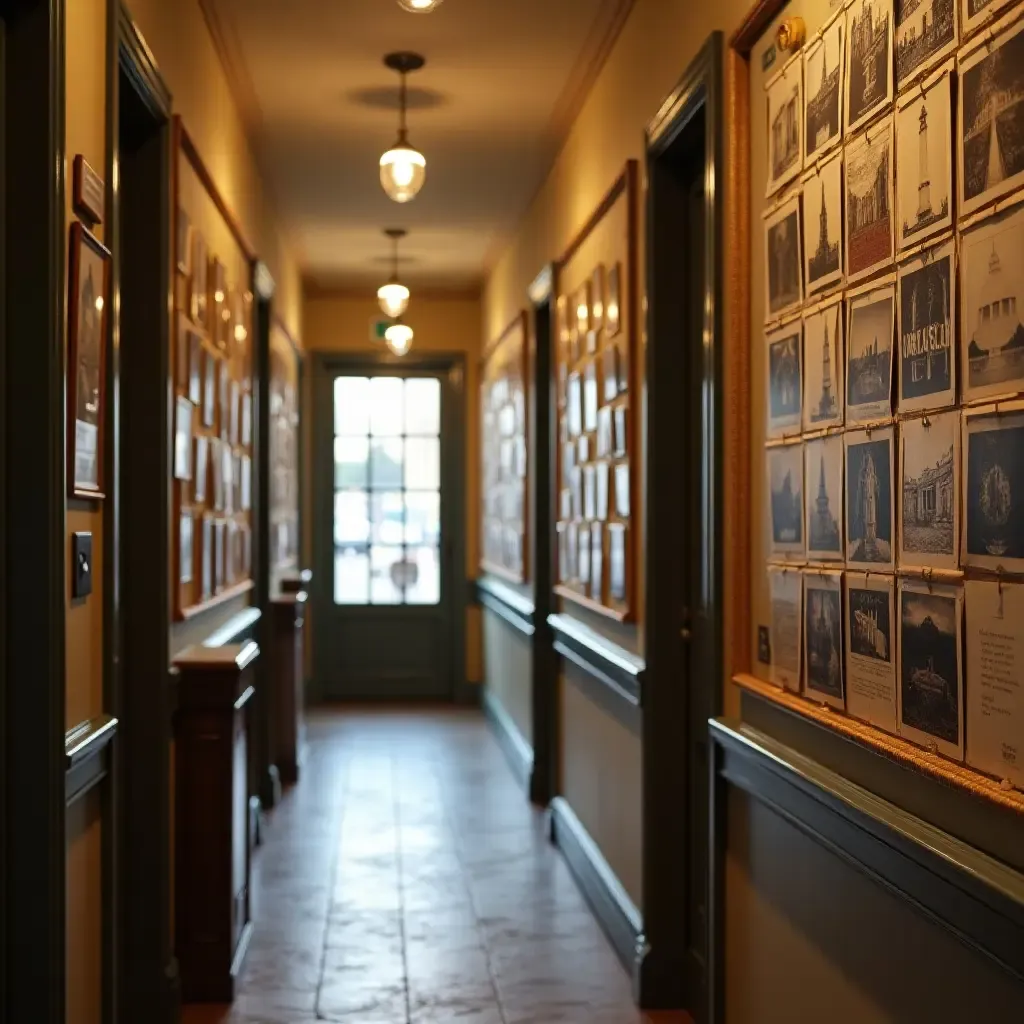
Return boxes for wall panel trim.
[482,687,533,791]
[476,576,535,637]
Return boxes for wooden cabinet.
[269,592,307,785]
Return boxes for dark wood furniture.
[172,641,259,1003]
[269,591,307,785]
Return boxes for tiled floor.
[183,707,689,1024]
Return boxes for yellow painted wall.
[302,292,483,685]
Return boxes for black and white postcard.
[803,298,845,430]
[845,425,896,569]
[766,55,804,196]
[804,570,845,708]
[961,0,1017,38]
[965,579,1024,787]
[963,406,1024,572]
[896,0,957,88]
[804,9,845,163]
[846,573,898,732]
[895,64,953,250]
[805,434,845,561]
[897,236,956,413]
[898,578,963,759]
[846,279,895,423]
[768,441,805,558]
[608,523,627,603]
[590,524,603,601]
[802,152,844,295]
[845,121,895,283]
[766,318,803,438]
[845,0,895,134]
[900,410,960,569]
[960,202,1024,402]
[769,565,803,691]
[764,194,804,322]
[959,13,1024,219]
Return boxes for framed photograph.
[765,54,804,197]
[201,514,213,600]
[566,521,579,580]
[804,434,844,562]
[68,224,112,502]
[602,345,619,401]
[223,445,235,515]
[194,435,209,504]
[613,405,628,457]
[898,578,964,759]
[845,0,894,135]
[596,461,610,520]
[961,0,1017,38]
[578,523,591,588]
[614,462,630,518]
[188,331,203,405]
[578,434,590,464]
[768,565,802,691]
[590,524,604,601]
[567,372,582,437]
[897,236,956,413]
[203,349,217,427]
[802,298,845,431]
[803,570,845,709]
[803,8,844,164]
[765,318,803,439]
[174,396,194,481]
[241,392,253,447]
[900,409,960,570]
[767,440,805,558]
[597,406,613,457]
[211,438,225,511]
[845,572,898,732]
[606,262,622,338]
[591,264,605,334]
[846,278,895,425]
[845,424,896,570]
[241,454,252,512]
[583,464,596,520]
[176,208,191,275]
[190,230,208,327]
[72,155,105,225]
[960,202,1024,403]
[962,404,1024,573]
[179,510,194,585]
[764,193,804,322]
[583,360,599,433]
[570,467,582,521]
[802,151,843,295]
[959,14,1024,219]
[608,523,628,603]
[895,63,953,251]
[575,280,592,339]
[845,119,895,284]
[896,0,957,88]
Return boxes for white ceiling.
[204,0,632,290]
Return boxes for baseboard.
[482,687,533,790]
[454,678,483,706]
[549,796,642,974]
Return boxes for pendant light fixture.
[377,228,410,318]
[380,52,427,204]
[385,318,414,356]
[397,0,443,10]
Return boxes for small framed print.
[188,331,203,405]
[596,461,610,520]
[560,488,572,520]
[767,440,805,558]
[896,0,956,89]
[846,278,895,425]
[606,263,622,338]
[608,523,627,603]
[570,467,582,520]
[72,155,105,225]
[201,514,213,600]
[764,193,803,322]
[583,465,597,519]
[765,54,803,197]
[190,231,208,327]
[602,345,619,401]
[900,410,960,571]
[213,519,226,593]
[174,396,194,481]
[68,222,111,499]
[613,405,628,457]
[591,265,605,334]
[845,572,897,733]
[802,8,844,164]
[845,425,895,570]
[802,298,844,431]
[804,434,844,562]
[616,341,629,394]
[590,524,604,601]
[844,120,895,285]
[583,361,599,432]
[566,521,579,580]
[614,462,630,518]
[211,439,225,511]
[768,565,802,691]
[803,570,845,709]
[176,208,191,275]
[578,523,591,588]
[575,280,592,338]
[578,434,590,464]
[202,349,217,428]
[597,406,613,458]
[241,454,252,511]
[222,445,235,515]
[241,392,253,447]
[766,317,803,439]
[194,435,209,504]
[567,372,582,437]
[179,510,194,585]
[801,152,843,296]
[844,0,894,136]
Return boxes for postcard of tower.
[766,318,803,438]
[766,55,804,197]
[803,299,846,430]
[845,0,895,135]
[802,153,844,296]
[845,425,896,570]
[895,64,953,251]
[846,279,895,424]
[845,121,895,283]
[845,573,898,732]
[769,565,803,692]
[958,13,1024,220]
[804,570,846,708]
[961,0,1018,38]
[899,410,961,570]
[804,9,845,164]
[764,194,804,322]
[896,0,957,89]
[767,440,806,558]
[897,237,956,413]
[805,435,845,561]
[966,578,1024,787]
[960,202,1024,402]
[898,578,964,759]
[962,405,1024,572]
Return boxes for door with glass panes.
[312,361,461,698]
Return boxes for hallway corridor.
[185,708,686,1024]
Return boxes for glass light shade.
[397,0,443,10]
[379,143,426,203]
[377,281,410,318]
[385,322,414,356]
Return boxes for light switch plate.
[72,532,93,599]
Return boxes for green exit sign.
[370,317,390,343]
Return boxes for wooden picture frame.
[67,221,112,500]
[73,155,105,225]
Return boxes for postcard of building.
[803,152,844,295]
[898,577,964,759]
[961,0,1017,38]
[767,54,805,197]
[804,8,845,163]
[846,0,895,135]
[896,0,957,89]
[847,278,896,424]
[845,119,896,282]
[769,565,803,691]
[803,298,846,430]
[766,317,803,438]
[845,425,896,570]
[805,434,845,561]
[846,572,898,732]
[965,578,1024,787]
[804,569,846,708]
[765,193,805,322]
[900,410,960,570]
[768,440,806,558]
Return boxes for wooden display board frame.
[480,310,530,583]
[171,118,256,621]
[553,160,640,622]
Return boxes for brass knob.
[776,17,805,55]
